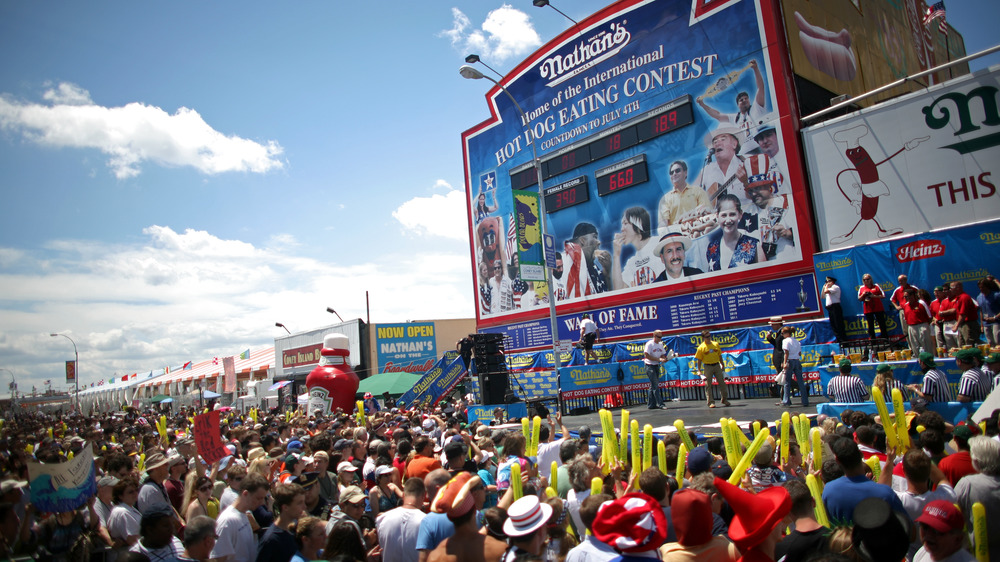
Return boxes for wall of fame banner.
[375,322,438,374]
[481,272,821,351]
[463,0,818,328]
[813,219,1000,337]
[803,67,1000,252]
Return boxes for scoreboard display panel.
[462,0,820,343]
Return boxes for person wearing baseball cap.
[908,352,954,403]
[914,500,972,561]
[938,425,978,486]
[983,352,1000,389]
[822,276,848,343]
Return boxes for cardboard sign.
[27,443,97,513]
[194,410,228,464]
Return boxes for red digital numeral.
[608,169,634,191]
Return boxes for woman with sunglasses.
[183,475,217,522]
[106,475,142,555]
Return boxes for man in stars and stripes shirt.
[955,348,989,402]
[826,358,870,403]
[907,352,954,403]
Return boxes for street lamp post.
[275,322,291,334]
[50,332,79,412]
[326,307,344,323]
[460,63,565,413]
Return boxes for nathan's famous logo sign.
[376,322,437,373]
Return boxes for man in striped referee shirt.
[907,352,953,403]
[955,348,989,403]
[826,358,869,403]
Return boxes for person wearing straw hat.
[426,473,503,562]
[592,492,669,560]
[502,495,554,562]
[653,228,703,282]
[713,477,791,562]
[138,452,178,522]
[907,352,953,403]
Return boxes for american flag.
[923,1,947,33]
[505,214,516,269]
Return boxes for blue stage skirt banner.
[813,219,1000,339]
[467,403,529,424]
[27,443,98,513]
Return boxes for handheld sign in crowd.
[27,443,97,513]
[194,410,229,464]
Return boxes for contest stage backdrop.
[463,0,821,344]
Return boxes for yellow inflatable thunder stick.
[522,418,530,444]
[511,461,522,500]
[530,416,542,456]
[591,476,603,496]
[890,388,910,450]
[643,424,654,472]
[973,502,988,562]
[864,455,881,481]
[676,443,687,489]
[753,421,762,437]
[871,387,898,449]
[674,420,696,453]
[659,441,668,475]
[550,461,558,491]
[806,474,830,527]
[619,410,629,463]
[356,401,365,426]
[810,428,823,472]
[630,420,640,488]
[730,418,751,449]
[728,428,770,486]
[721,417,739,469]
[780,412,791,465]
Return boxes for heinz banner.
[803,66,1000,251]
[375,322,438,373]
[814,219,1000,338]
[28,443,97,513]
[463,0,817,335]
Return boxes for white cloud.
[0,82,285,179]
[393,183,469,240]
[440,5,541,63]
[0,225,474,392]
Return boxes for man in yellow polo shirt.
[695,329,730,408]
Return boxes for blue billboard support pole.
[460,64,565,414]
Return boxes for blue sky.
[0,0,996,394]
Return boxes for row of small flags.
[923,1,947,34]
[84,348,250,387]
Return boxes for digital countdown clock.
[543,176,589,213]
[507,94,694,188]
[595,154,649,196]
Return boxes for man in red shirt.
[938,425,977,486]
[939,282,980,347]
[858,273,888,339]
[929,286,951,350]
[901,288,935,355]
[890,275,918,332]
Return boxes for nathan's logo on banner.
[940,268,992,284]
[569,366,612,384]
[896,240,946,262]
[923,86,1000,154]
[539,21,631,87]
[816,258,852,271]
[691,332,739,349]
[981,232,1000,245]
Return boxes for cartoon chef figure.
[830,124,927,245]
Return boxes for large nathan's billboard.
[803,66,1000,251]
[462,0,820,348]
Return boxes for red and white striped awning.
[137,347,274,389]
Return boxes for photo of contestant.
[611,206,663,290]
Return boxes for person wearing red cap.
[592,492,669,561]
[426,473,503,562]
[913,500,975,562]
[661,488,739,561]
[712,477,791,562]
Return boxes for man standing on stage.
[643,330,673,409]
[695,329,730,408]
[765,317,784,375]
[940,282,980,347]
[578,314,600,365]
[890,275,918,332]
[822,276,848,343]
[456,336,474,372]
